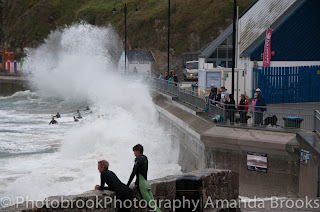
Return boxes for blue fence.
[253,66,320,104]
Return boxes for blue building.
[199,0,320,101]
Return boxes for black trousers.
[240,111,248,123]
[116,187,133,212]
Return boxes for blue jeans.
[254,111,263,125]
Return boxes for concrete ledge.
[0,169,239,212]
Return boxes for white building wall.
[128,62,151,75]
[198,67,245,103]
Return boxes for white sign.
[206,72,221,88]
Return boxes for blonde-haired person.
[95,160,133,212]
[249,93,258,125]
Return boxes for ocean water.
[0,23,181,207]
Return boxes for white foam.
[0,23,181,206]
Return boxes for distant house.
[199,0,320,101]
[118,50,155,75]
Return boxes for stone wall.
[0,75,29,96]
[1,169,239,212]
[0,82,27,96]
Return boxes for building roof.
[126,50,155,62]
[200,0,300,59]
[249,0,320,61]
[239,0,298,54]
[200,25,233,58]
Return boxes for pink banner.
[263,28,273,67]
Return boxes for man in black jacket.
[224,94,236,124]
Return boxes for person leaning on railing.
[202,84,217,114]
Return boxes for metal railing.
[150,78,318,132]
[315,110,320,136]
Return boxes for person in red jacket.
[237,94,249,124]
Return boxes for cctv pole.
[232,0,237,98]
[124,4,127,74]
[167,0,170,75]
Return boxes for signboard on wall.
[247,152,268,173]
[206,72,221,88]
[300,149,309,166]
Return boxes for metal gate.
[252,66,320,104]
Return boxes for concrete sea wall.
[152,91,320,198]
[1,169,239,212]
[0,75,29,96]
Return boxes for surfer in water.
[49,117,58,125]
[76,110,82,119]
[127,144,161,212]
[84,105,90,111]
[54,112,61,118]
[95,160,133,212]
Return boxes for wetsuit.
[99,169,133,212]
[55,114,61,118]
[76,112,82,119]
[127,155,161,212]
[49,120,57,124]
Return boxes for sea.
[0,23,181,208]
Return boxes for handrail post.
[252,105,255,126]
[314,109,317,132]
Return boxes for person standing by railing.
[203,84,217,113]
[255,88,267,126]
[164,72,169,81]
[249,93,258,125]
[224,94,236,124]
[159,73,164,81]
[237,94,249,124]
[220,86,229,105]
[168,75,173,85]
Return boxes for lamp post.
[112,1,138,74]
[168,0,170,75]
[231,0,237,98]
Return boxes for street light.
[168,0,170,75]
[231,0,237,98]
[112,1,139,74]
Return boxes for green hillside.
[0,0,254,70]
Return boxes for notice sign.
[206,72,221,88]
[247,152,268,173]
[300,149,310,166]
